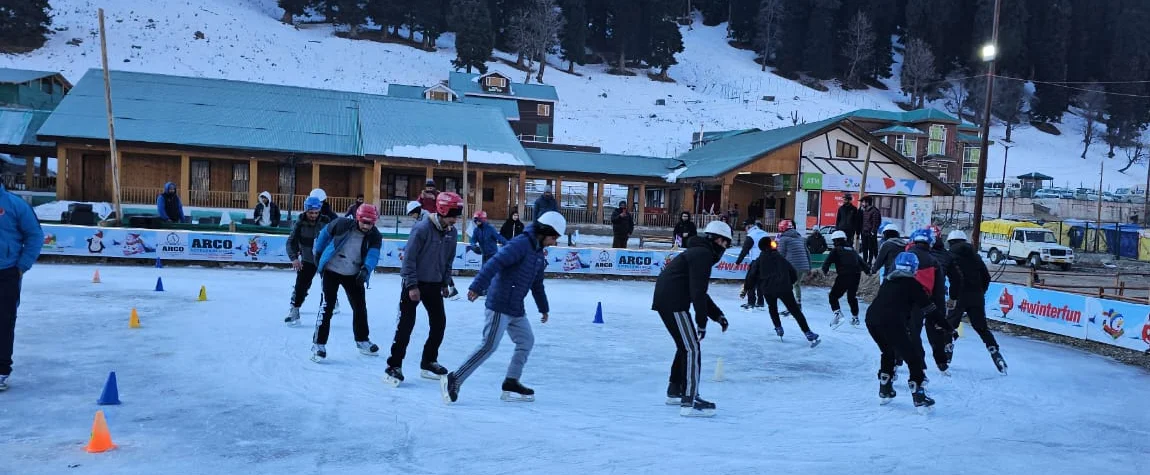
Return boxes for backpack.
[806,231,828,254]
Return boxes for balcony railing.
[188,190,248,208]
[122,187,164,205]
[0,174,56,192]
[517,134,555,144]
[378,199,409,216]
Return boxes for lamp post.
[970,0,1002,250]
[997,144,1011,219]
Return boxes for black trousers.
[949,294,999,348]
[861,232,878,265]
[744,272,763,306]
[843,230,856,244]
[387,281,447,368]
[868,321,926,385]
[0,267,22,376]
[829,272,861,316]
[659,310,701,401]
[763,291,812,333]
[312,270,369,345]
[612,234,629,249]
[909,305,953,370]
[290,261,318,308]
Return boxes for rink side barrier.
[985,282,1150,353]
[38,224,750,281]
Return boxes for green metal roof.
[0,68,59,85]
[957,133,983,143]
[527,149,679,178]
[0,107,53,149]
[838,108,960,124]
[460,96,520,121]
[675,117,840,179]
[386,84,428,99]
[872,125,926,136]
[448,71,559,101]
[958,121,980,131]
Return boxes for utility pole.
[98,9,123,225]
[462,144,469,243]
[970,0,1002,249]
[997,144,1012,219]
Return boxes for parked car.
[1033,188,1061,199]
[1114,188,1147,203]
[985,188,1003,197]
[1102,192,1123,202]
[1057,189,1077,199]
[980,220,1074,270]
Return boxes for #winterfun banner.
[986,282,1150,353]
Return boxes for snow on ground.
[3,264,1149,474]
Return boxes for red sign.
[818,191,846,228]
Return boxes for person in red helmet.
[308,204,383,363]
[386,191,463,386]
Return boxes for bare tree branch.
[840,11,874,88]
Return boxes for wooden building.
[0,68,71,192]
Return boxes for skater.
[927,225,964,371]
[821,231,870,328]
[757,237,820,347]
[649,221,731,417]
[0,182,44,391]
[775,219,811,312]
[871,224,906,280]
[385,192,463,385]
[905,229,956,374]
[739,259,763,311]
[865,252,937,412]
[946,230,1008,374]
[469,210,507,267]
[309,188,339,221]
[406,200,427,221]
[672,211,698,248]
[859,196,882,266]
[440,211,567,404]
[284,196,332,326]
[735,220,769,309]
[500,211,525,241]
[309,204,383,362]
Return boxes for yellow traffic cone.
[92,269,101,284]
[129,308,140,329]
[197,286,207,302]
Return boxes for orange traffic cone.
[129,308,140,329]
[92,269,101,284]
[85,410,117,453]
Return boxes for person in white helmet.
[946,230,1007,374]
[821,230,870,328]
[871,223,907,282]
[309,188,339,221]
[406,200,427,222]
[650,220,732,417]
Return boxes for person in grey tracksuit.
[775,227,811,308]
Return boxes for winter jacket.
[821,244,869,276]
[0,183,44,273]
[500,219,524,241]
[253,191,281,227]
[156,182,184,223]
[861,205,882,234]
[419,189,439,214]
[871,237,907,276]
[907,243,945,299]
[776,228,811,271]
[930,244,964,300]
[611,207,635,237]
[287,214,332,264]
[470,221,507,258]
[400,214,458,290]
[756,249,798,296]
[469,225,549,317]
[949,241,991,298]
[345,201,363,218]
[319,201,338,221]
[806,231,828,255]
[313,217,382,285]
[735,226,769,264]
[673,218,698,243]
[866,273,935,327]
[533,194,559,217]
[835,203,861,233]
[652,235,726,329]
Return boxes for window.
[895,136,917,158]
[963,146,980,164]
[428,90,452,101]
[874,195,906,219]
[277,165,295,195]
[962,167,979,184]
[40,79,54,94]
[388,175,410,200]
[190,160,210,191]
[806,191,820,218]
[1014,230,1025,241]
[535,123,551,141]
[484,76,507,88]
[231,163,250,194]
[835,140,859,158]
[928,125,946,155]
[537,103,551,117]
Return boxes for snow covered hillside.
[1,0,1145,187]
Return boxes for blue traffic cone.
[97,371,121,405]
[593,302,604,324]
[155,256,163,268]
[154,277,164,292]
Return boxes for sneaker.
[384,366,404,387]
[441,372,460,404]
[878,372,896,405]
[774,326,785,340]
[284,307,301,326]
[909,381,935,413]
[0,374,8,391]
[500,378,535,402]
[850,315,860,326]
[356,341,379,356]
[666,382,683,405]
[830,310,844,329]
[679,396,716,417]
[311,344,326,363]
[420,361,449,380]
[805,331,821,348]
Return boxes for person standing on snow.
[859,196,883,266]
[672,211,698,248]
[284,196,332,326]
[775,219,810,312]
[156,182,185,223]
[865,252,937,412]
[651,220,731,417]
[821,230,870,328]
[309,204,383,362]
[385,192,463,386]
[946,230,1008,374]
[0,182,44,391]
[439,211,567,405]
[469,210,507,267]
[611,201,634,249]
[500,211,524,241]
[309,188,339,221]
[757,237,820,347]
[253,191,280,227]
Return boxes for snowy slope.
[3,264,1150,473]
[1,0,1144,187]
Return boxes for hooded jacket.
[866,272,936,326]
[469,224,549,317]
[500,218,524,241]
[156,182,184,223]
[776,228,811,271]
[533,193,559,217]
[756,248,798,296]
[313,217,382,284]
[836,202,861,233]
[0,183,44,273]
[821,243,869,276]
[672,216,698,242]
[949,241,991,299]
[652,235,725,328]
[400,213,458,290]
[907,243,945,299]
[287,213,332,264]
[871,237,908,276]
[253,191,281,227]
[470,220,507,258]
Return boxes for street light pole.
[998,144,1011,219]
[970,0,1002,250]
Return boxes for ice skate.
[774,326,784,341]
[500,378,535,402]
[780,310,791,317]
[679,396,716,417]
[945,342,955,366]
[878,373,896,405]
[384,366,404,387]
[830,310,844,329]
[741,303,754,312]
[0,375,9,391]
[441,372,459,404]
[850,315,860,326]
[310,344,326,363]
[284,307,301,326]
[356,340,379,356]
[666,382,683,405]
[420,361,448,380]
[446,285,461,301]
[909,381,934,414]
[753,304,766,312]
[989,346,1008,375]
[333,301,341,315]
[805,331,821,348]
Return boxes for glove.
[356,268,369,285]
[717,316,729,332]
[697,327,706,341]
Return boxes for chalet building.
[0,68,72,192]
[388,71,558,144]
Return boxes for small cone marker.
[155,256,163,268]
[154,277,164,292]
[97,371,121,405]
[129,308,140,329]
[85,410,117,453]
[92,269,101,284]
[197,286,207,302]
[593,302,604,324]
[713,357,725,382]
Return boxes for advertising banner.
[820,173,929,196]
[986,282,1150,352]
[1083,297,1150,353]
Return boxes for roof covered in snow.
[0,68,63,86]
[527,149,679,178]
[448,72,559,102]
[0,106,53,151]
[872,125,926,136]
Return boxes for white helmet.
[703,221,733,240]
[882,223,900,235]
[830,230,848,241]
[405,200,422,214]
[536,211,567,237]
[947,230,968,242]
[309,188,327,201]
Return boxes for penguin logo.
[86,231,105,254]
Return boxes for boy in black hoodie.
[821,230,870,328]
[946,230,1008,374]
[866,251,937,412]
[906,229,957,375]
[756,237,820,347]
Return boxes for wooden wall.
[256,161,279,195]
[122,153,180,188]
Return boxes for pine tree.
[1066,0,1112,82]
[0,0,52,50]
[728,0,759,44]
[802,0,841,79]
[755,0,784,71]
[775,0,811,75]
[866,0,897,80]
[278,0,309,24]
[560,0,589,73]
[901,38,937,108]
[992,78,1027,142]
[697,0,730,26]
[414,0,449,48]
[610,0,641,72]
[1102,0,1150,158]
[840,11,875,88]
[906,0,971,76]
[452,0,495,73]
[328,0,368,37]
[648,19,684,80]
[586,0,612,52]
[366,0,408,36]
[1028,0,1071,123]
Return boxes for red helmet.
[355,204,379,223]
[436,192,464,217]
[777,219,794,233]
[473,210,488,222]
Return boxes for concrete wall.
[935,196,1147,223]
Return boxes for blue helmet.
[304,196,323,211]
[910,228,934,245]
[894,252,920,274]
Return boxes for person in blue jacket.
[469,210,507,265]
[156,182,184,223]
[308,204,383,363]
[0,182,44,391]
[440,211,566,404]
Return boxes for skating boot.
[878,372,896,405]
[284,307,301,326]
[830,310,845,329]
[446,285,461,301]
[356,340,379,356]
[754,304,766,312]
[0,374,8,391]
[909,381,935,414]
[440,372,460,404]
[774,326,785,341]
[944,342,955,367]
[805,331,821,348]
[501,378,535,402]
[780,310,791,317]
[666,382,684,405]
[738,288,747,299]
[679,396,716,417]
[310,344,326,363]
[420,361,449,380]
[741,303,754,312]
[850,314,860,326]
[988,346,1008,375]
[384,366,404,387]
[333,300,341,314]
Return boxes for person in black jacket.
[651,221,732,418]
[738,259,763,311]
[672,211,698,248]
[866,251,937,411]
[946,230,1007,374]
[927,226,963,373]
[610,201,634,248]
[500,211,525,241]
[905,229,956,374]
[284,196,332,326]
[821,231,870,328]
[756,237,820,347]
[871,224,906,281]
[835,194,863,243]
